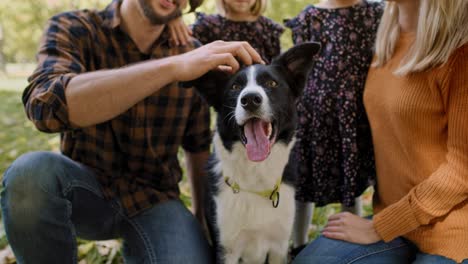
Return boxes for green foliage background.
[0,0,317,64]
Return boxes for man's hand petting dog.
[322,212,382,244]
[172,40,265,82]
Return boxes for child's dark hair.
[188,0,204,12]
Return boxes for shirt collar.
[101,0,122,29]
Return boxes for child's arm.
[267,23,284,62]
[284,7,312,46]
[191,13,219,45]
[167,17,193,46]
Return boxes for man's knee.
[3,151,68,192]
[2,152,66,228]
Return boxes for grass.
[0,88,61,180]
[0,66,373,263]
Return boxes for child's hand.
[168,17,192,46]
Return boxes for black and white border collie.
[184,43,320,264]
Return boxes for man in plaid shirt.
[0,0,262,263]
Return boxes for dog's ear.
[179,70,230,112]
[272,42,320,98]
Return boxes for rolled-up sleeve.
[23,14,87,133]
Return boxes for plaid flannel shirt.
[22,0,211,217]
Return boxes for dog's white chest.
[216,183,295,238]
[215,185,295,264]
[212,134,296,263]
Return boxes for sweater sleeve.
[374,45,468,241]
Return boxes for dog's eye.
[265,80,278,88]
[231,84,242,91]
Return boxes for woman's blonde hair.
[373,0,468,75]
[216,0,267,17]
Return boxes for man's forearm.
[65,40,265,128]
[66,58,176,127]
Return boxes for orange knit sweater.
[364,34,468,263]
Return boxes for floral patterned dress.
[285,1,384,206]
[191,12,284,63]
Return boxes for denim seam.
[346,244,408,264]
[62,181,104,199]
[33,177,80,263]
[36,178,116,263]
[66,200,78,264]
[103,198,158,263]
[125,217,157,263]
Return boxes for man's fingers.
[233,45,253,66]
[224,41,262,65]
[240,41,264,64]
[208,41,264,66]
[211,53,239,73]
[209,42,251,65]
[216,65,234,73]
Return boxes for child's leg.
[342,197,363,216]
[292,201,314,248]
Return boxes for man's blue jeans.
[292,228,468,264]
[1,151,212,264]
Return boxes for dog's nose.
[241,93,263,111]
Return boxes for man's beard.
[138,0,182,25]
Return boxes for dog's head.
[183,42,320,162]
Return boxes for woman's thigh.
[413,253,467,264]
[293,235,415,264]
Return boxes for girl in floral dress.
[284,0,383,253]
[169,0,283,63]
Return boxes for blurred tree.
[0,0,108,63]
[0,0,317,64]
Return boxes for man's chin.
[138,0,182,25]
[148,11,182,25]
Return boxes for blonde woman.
[169,0,283,63]
[293,0,468,263]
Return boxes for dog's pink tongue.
[244,119,270,162]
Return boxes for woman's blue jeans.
[292,226,468,264]
[1,151,212,264]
